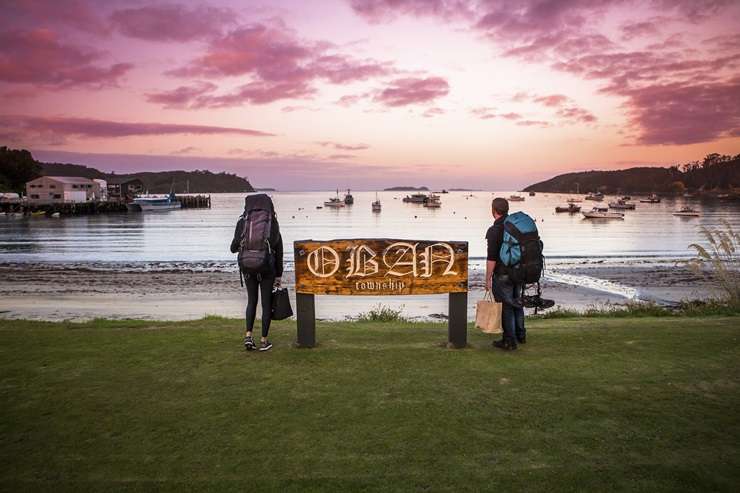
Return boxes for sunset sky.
[1,0,739,190]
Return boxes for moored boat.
[372,192,381,212]
[640,194,661,203]
[582,207,624,219]
[555,203,581,213]
[344,189,354,205]
[403,192,428,204]
[529,191,536,196]
[566,197,583,203]
[585,192,604,201]
[508,194,525,202]
[423,193,441,208]
[608,199,636,210]
[128,193,181,212]
[673,206,700,217]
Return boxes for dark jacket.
[230,215,284,277]
[485,214,507,274]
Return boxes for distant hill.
[523,154,740,195]
[384,186,429,191]
[41,162,255,193]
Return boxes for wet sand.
[0,262,720,322]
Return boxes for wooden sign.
[294,239,468,296]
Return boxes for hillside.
[41,162,255,193]
[384,186,429,191]
[524,153,740,195]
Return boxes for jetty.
[0,194,211,217]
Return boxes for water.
[1,191,737,268]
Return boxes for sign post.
[294,239,469,348]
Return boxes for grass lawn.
[1,316,739,492]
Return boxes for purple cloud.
[316,141,370,151]
[110,4,233,42]
[374,77,449,106]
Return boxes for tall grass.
[352,303,407,322]
[688,219,739,305]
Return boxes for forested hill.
[523,153,739,195]
[40,162,255,193]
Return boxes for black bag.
[271,288,293,320]
[238,194,279,275]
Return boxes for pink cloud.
[422,107,445,117]
[110,4,233,42]
[0,115,275,144]
[516,120,550,128]
[0,29,131,88]
[470,106,496,119]
[374,77,449,106]
[336,94,364,107]
[327,153,357,160]
[533,94,569,107]
[556,106,597,124]
[145,82,217,109]
[500,112,522,120]
[194,81,316,107]
[349,0,473,23]
[309,54,393,83]
[171,146,200,155]
[0,0,108,35]
[316,141,370,151]
[620,20,661,41]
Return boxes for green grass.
[1,316,739,492]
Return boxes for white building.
[26,176,104,204]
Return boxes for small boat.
[566,197,583,203]
[372,192,381,212]
[440,189,449,194]
[51,212,61,218]
[582,207,624,219]
[324,190,345,208]
[621,196,631,201]
[316,206,323,209]
[529,191,536,196]
[128,192,181,212]
[508,194,525,202]
[423,193,441,208]
[585,192,604,201]
[31,211,46,217]
[640,194,661,203]
[555,203,581,213]
[403,192,428,204]
[344,189,354,205]
[673,206,700,217]
[608,199,636,210]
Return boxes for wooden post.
[448,291,468,349]
[296,293,316,348]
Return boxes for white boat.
[585,192,604,201]
[128,193,181,212]
[608,199,636,210]
[51,212,61,218]
[324,190,345,208]
[423,193,441,208]
[371,192,381,212]
[673,207,700,217]
[582,207,624,219]
[508,194,525,202]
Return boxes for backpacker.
[237,194,279,276]
[499,211,544,285]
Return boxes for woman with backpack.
[230,194,283,352]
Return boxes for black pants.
[245,273,274,338]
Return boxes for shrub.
[688,220,740,306]
[352,304,407,322]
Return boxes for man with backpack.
[485,197,546,351]
[230,194,283,352]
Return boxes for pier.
[0,194,211,216]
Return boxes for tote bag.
[271,288,293,320]
[475,291,502,334]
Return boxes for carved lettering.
[306,246,340,277]
[382,242,418,277]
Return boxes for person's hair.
[492,197,509,216]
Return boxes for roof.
[35,176,95,184]
[106,176,144,185]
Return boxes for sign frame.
[293,238,469,349]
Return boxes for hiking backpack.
[499,212,544,285]
[237,194,279,276]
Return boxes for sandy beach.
[0,261,719,322]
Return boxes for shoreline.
[0,261,720,322]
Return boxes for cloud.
[327,153,357,160]
[316,141,370,151]
[556,106,597,123]
[110,4,233,42]
[516,120,550,128]
[620,20,661,41]
[500,112,522,120]
[0,0,108,35]
[374,77,449,106]
[470,106,496,119]
[171,146,200,155]
[0,29,132,88]
[422,107,445,117]
[348,0,473,23]
[145,82,217,109]
[533,94,569,107]
[336,94,364,107]
[0,115,275,144]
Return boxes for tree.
[0,146,42,193]
[669,180,686,195]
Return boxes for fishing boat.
[324,190,345,208]
[582,207,624,219]
[640,194,661,203]
[128,192,181,212]
[555,203,581,213]
[344,189,354,205]
[608,199,636,210]
[585,192,604,201]
[673,206,700,217]
[403,192,428,204]
[508,194,525,202]
[423,193,441,208]
[372,192,381,212]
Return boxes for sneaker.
[493,338,518,351]
[259,340,273,352]
[244,335,256,351]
